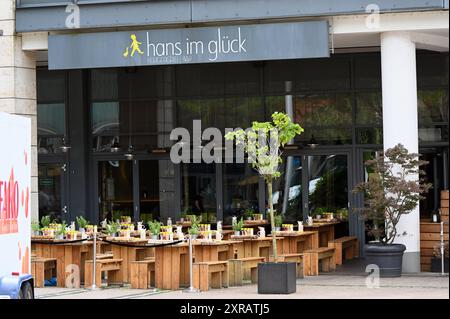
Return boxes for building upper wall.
[15,0,449,32]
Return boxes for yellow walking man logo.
[123,34,144,58]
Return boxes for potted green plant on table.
[148,220,162,240]
[76,216,89,234]
[55,222,67,240]
[31,221,41,236]
[188,215,200,239]
[105,221,119,238]
[244,209,255,221]
[232,217,244,236]
[353,144,431,277]
[225,112,303,294]
[273,213,283,232]
[40,215,51,228]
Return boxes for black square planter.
[431,257,449,273]
[257,262,296,294]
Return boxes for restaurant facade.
[1,0,449,272]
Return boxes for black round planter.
[365,243,406,277]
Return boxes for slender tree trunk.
[267,177,278,261]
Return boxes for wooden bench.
[229,257,265,286]
[303,247,336,276]
[328,236,359,265]
[96,253,114,260]
[84,258,123,287]
[193,261,229,291]
[271,254,304,278]
[31,257,57,288]
[130,259,156,289]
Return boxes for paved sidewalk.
[35,273,449,299]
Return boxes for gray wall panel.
[16,0,447,32]
[191,0,446,22]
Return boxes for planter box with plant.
[353,144,431,277]
[226,112,303,294]
[76,216,89,234]
[232,217,244,236]
[431,243,449,273]
[147,220,162,240]
[188,215,200,239]
[105,221,119,238]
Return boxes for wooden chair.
[303,247,336,276]
[192,261,229,291]
[271,253,304,278]
[31,257,57,288]
[228,257,265,286]
[328,236,359,265]
[84,258,123,287]
[130,259,156,289]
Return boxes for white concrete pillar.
[0,0,38,221]
[381,31,420,273]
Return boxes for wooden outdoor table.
[303,222,340,247]
[108,242,155,284]
[223,220,269,232]
[154,242,189,290]
[193,240,242,262]
[32,239,95,288]
[229,236,284,260]
[271,231,319,253]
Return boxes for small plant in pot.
[225,111,303,294]
[31,221,41,236]
[232,217,244,236]
[188,215,200,239]
[431,243,449,273]
[76,216,89,234]
[244,209,255,221]
[353,144,431,277]
[55,222,67,240]
[105,221,119,238]
[273,213,283,232]
[148,220,162,240]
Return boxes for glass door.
[138,159,176,223]
[98,160,133,222]
[271,151,351,237]
[38,162,67,221]
[306,153,350,238]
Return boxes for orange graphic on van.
[123,34,144,58]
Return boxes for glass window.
[37,69,65,102]
[223,163,260,223]
[38,163,62,221]
[264,57,351,93]
[418,90,449,125]
[177,99,224,133]
[356,92,382,125]
[181,163,217,222]
[356,127,383,145]
[417,52,449,87]
[139,160,175,222]
[307,155,348,215]
[98,160,133,222]
[37,103,65,154]
[353,54,381,89]
[91,69,118,101]
[294,93,353,128]
[176,64,225,97]
[299,127,352,145]
[272,156,303,222]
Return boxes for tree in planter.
[353,144,432,277]
[353,144,431,244]
[225,112,303,261]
